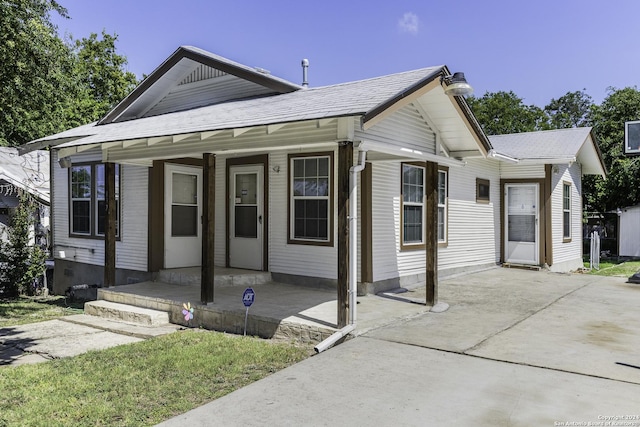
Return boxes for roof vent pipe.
[301,58,309,88]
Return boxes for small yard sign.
[242,287,255,336]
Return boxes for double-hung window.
[289,153,332,245]
[438,168,448,244]
[401,164,448,249]
[563,182,571,241]
[70,163,120,238]
[401,163,425,248]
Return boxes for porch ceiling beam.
[173,133,197,143]
[104,141,337,163]
[147,136,172,146]
[122,138,148,148]
[200,130,222,140]
[337,117,355,141]
[76,143,99,153]
[266,123,286,134]
[233,127,253,137]
[58,147,77,158]
[317,118,336,128]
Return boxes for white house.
[19,46,606,325]
[0,147,49,244]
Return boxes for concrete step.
[84,300,170,326]
[60,314,182,339]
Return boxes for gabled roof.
[489,127,606,177]
[19,47,490,159]
[0,147,50,203]
[99,46,302,125]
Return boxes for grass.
[582,259,640,277]
[0,329,311,426]
[0,296,83,328]
[0,298,312,426]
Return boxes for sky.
[51,0,640,108]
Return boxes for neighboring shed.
[619,205,640,257]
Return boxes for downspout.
[314,147,367,353]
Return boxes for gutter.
[314,147,367,353]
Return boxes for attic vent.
[179,65,227,85]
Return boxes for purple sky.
[52,0,640,108]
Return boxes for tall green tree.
[544,90,594,129]
[0,194,46,297]
[584,87,640,213]
[466,91,550,135]
[65,31,138,127]
[0,0,72,147]
[0,2,138,147]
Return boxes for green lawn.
[0,296,83,327]
[583,260,640,277]
[0,298,312,426]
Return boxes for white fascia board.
[358,140,465,167]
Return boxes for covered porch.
[96,268,430,344]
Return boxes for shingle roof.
[489,127,593,160]
[0,147,50,203]
[28,66,444,150]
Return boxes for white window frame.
[563,181,571,242]
[401,163,426,249]
[288,153,332,245]
[438,169,448,244]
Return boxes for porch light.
[58,156,72,168]
[441,72,474,97]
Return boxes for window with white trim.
[437,169,448,243]
[401,163,425,247]
[289,154,332,244]
[70,163,120,238]
[563,182,571,241]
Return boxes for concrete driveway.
[159,268,640,426]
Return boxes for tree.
[0,193,46,297]
[0,0,73,147]
[466,91,550,135]
[544,90,594,129]
[65,31,138,127]
[0,2,138,147]
[583,87,640,213]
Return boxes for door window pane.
[172,173,197,205]
[235,206,258,238]
[172,205,197,236]
[235,173,257,205]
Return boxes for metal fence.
[589,231,600,270]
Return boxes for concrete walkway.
[0,316,181,366]
[159,268,640,426]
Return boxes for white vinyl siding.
[355,104,437,154]
[499,163,545,179]
[269,150,337,280]
[52,150,148,272]
[549,163,583,271]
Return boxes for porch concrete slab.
[100,279,431,342]
[158,337,640,426]
[0,319,142,364]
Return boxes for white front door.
[229,165,263,270]
[505,183,539,265]
[164,164,202,268]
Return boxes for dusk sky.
[52,0,640,108]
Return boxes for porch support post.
[337,141,352,328]
[104,162,116,288]
[425,161,438,306]
[201,153,215,304]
